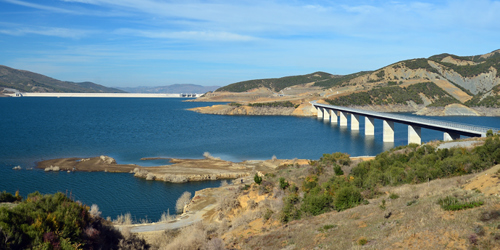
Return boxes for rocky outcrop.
[99,155,116,164]
[189,105,297,116]
[429,61,500,94]
[44,165,60,172]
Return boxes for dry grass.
[113,212,133,225]
[234,173,500,249]
[158,209,176,223]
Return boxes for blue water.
[1,97,499,220]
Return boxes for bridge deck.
[312,101,498,137]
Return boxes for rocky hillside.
[0,65,125,93]
[202,50,500,115]
[325,49,500,108]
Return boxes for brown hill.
[0,65,124,93]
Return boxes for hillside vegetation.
[327,82,459,107]
[144,136,500,249]
[0,65,124,93]
[0,192,148,249]
[216,71,335,92]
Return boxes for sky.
[0,0,499,87]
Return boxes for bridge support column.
[330,110,338,124]
[339,111,348,127]
[351,114,360,131]
[316,107,323,119]
[383,120,394,142]
[365,117,374,136]
[444,132,460,141]
[408,125,421,145]
[323,108,330,122]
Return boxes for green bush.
[438,196,484,211]
[0,191,17,203]
[0,192,132,250]
[254,173,262,185]
[389,193,399,200]
[301,188,333,216]
[280,195,301,223]
[333,164,344,176]
[334,186,363,211]
[279,177,289,190]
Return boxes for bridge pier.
[351,114,360,131]
[317,107,323,119]
[383,120,394,142]
[444,132,460,141]
[408,125,421,145]
[330,110,338,124]
[365,117,375,136]
[323,108,330,122]
[339,111,348,127]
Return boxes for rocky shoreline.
[189,102,500,117]
[36,155,305,183]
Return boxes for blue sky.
[0,0,499,87]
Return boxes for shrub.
[301,189,333,216]
[254,173,262,185]
[0,192,135,250]
[0,191,16,203]
[176,191,192,214]
[318,224,337,232]
[358,237,368,245]
[389,193,399,200]
[437,196,484,211]
[279,177,289,190]
[280,194,301,223]
[334,186,363,211]
[333,164,344,176]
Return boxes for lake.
[1,97,499,221]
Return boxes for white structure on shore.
[6,93,202,98]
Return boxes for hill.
[216,71,338,92]
[195,49,500,115]
[118,84,220,94]
[0,65,125,93]
[135,137,500,249]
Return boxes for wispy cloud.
[3,0,77,14]
[0,25,93,39]
[115,28,257,42]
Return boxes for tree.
[175,191,192,214]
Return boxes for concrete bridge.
[311,101,498,144]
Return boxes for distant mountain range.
[0,65,124,93]
[117,84,220,94]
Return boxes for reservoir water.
[1,97,499,221]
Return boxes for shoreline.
[4,93,201,98]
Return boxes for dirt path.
[117,203,218,233]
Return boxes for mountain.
[208,49,500,109]
[0,65,125,93]
[117,84,220,94]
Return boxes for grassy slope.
[216,71,335,92]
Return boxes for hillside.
[216,71,338,92]
[0,65,125,93]
[118,84,220,94]
[133,137,500,249]
[195,49,500,116]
